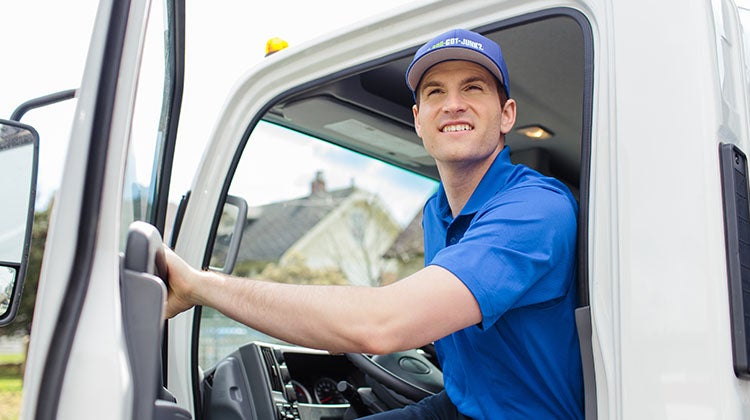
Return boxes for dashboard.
[201,342,364,420]
[284,351,361,405]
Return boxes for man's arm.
[163,246,481,355]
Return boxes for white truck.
[2,0,750,418]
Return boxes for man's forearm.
[194,270,397,353]
[189,265,480,354]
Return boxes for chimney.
[311,171,326,195]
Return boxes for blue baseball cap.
[406,29,510,99]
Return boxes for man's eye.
[426,88,443,96]
[466,84,484,91]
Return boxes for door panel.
[22,0,183,418]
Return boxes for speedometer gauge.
[313,377,346,404]
[290,380,311,403]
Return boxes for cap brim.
[406,47,505,92]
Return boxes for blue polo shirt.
[423,146,583,419]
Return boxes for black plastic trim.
[150,0,185,236]
[169,191,190,248]
[35,1,132,419]
[720,143,750,379]
[210,195,248,274]
[155,0,186,395]
[578,12,594,308]
[10,89,77,122]
[202,356,255,418]
[191,304,203,417]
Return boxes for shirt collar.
[434,145,515,218]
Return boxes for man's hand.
[162,244,203,319]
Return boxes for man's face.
[412,60,516,169]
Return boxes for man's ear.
[412,104,423,138]
[500,98,517,135]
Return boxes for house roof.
[236,187,357,263]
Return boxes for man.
[164,29,583,419]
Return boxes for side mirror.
[0,120,39,326]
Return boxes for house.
[231,172,403,287]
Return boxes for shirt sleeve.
[428,184,577,329]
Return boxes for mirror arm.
[10,88,77,122]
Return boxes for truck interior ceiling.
[268,14,585,186]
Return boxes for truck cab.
[2,0,750,418]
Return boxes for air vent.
[261,346,284,391]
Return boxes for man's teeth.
[442,124,472,132]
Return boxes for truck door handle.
[122,221,191,420]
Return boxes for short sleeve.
[428,185,577,329]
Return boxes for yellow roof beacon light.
[265,37,289,57]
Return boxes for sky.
[0,0,420,211]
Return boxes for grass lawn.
[0,353,24,420]
[0,354,23,364]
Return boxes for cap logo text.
[430,37,484,51]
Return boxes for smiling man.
[163,29,583,419]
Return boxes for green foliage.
[232,260,273,278]
[256,254,348,286]
[0,365,21,379]
[0,352,23,381]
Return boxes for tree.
[256,254,348,286]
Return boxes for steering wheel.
[345,349,444,404]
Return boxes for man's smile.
[440,123,473,133]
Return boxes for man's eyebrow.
[461,75,493,85]
[420,80,444,91]
[418,73,495,98]
[421,75,492,91]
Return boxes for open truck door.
[18,0,187,418]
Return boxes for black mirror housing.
[0,119,39,326]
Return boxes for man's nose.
[442,90,467,113]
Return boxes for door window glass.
[121,0,173,247]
